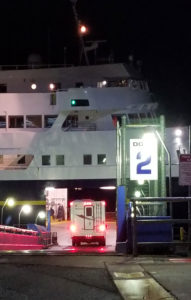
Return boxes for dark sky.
[0,0,191,125]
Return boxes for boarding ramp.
[0,225,42,250]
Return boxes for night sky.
[0,0,191,126]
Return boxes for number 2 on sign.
[136,152,151,174]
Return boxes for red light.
[99,224,106,232]
[99,247,105,252]
[101,201,106,206]
[85,235,92,238]
[70,224,76,233]
[83,201,92,206]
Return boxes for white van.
[70,199,106,246]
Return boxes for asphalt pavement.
[0,221,190,299]
[0,253,191,299]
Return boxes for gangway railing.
[130,197,191,256]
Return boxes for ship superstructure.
[0,62,185,211]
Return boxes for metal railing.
[130,197,191,256]
[39,231,58,248]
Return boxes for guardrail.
[130,197,191,256]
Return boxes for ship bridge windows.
[98,78,149,90]
[62,115,78,128]
[44,115,57,128]
[26,115,42,128]
[70,99,89,106]
[9,116,24,128]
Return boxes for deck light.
[49,83,56,91]
[31,83,37,90]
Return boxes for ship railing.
[130,197,191,256]
[0,64,74,71]
[63,122,96,131]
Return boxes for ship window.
[56,155,64,165]
[83,154,92,165]
[42,155,51,166]
[17,155,26,164]
[62,115,78,128]
[71,99,89,106]
[112,115,124,127]
[44,115,57,128]
[9,116,24,128]
[0,155,3,164]
[26,115,42,128]
[0,116,6,128]
[75,82,84,88]
[50,93,56,105]
[97,154,106,165]
[0,84,7,93]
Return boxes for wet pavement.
[0,254,191,299]
[0,221,191,299]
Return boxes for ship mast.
[70,0,89,65]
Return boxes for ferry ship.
[0,61,188,218]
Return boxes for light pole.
[35,211,46,224]
[1,197,15,225]
[18,205,32,227]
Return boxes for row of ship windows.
[0,115,57,128]
[41,154,107,166]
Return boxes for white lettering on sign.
[130,138,158,180]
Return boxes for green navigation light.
[71,99,76,106]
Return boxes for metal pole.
[159,115,167,197]
[121,115,126,186]
[155,129,171,197]
[188,126,191,197]
[116,121,121,186]
[18,209,23,227]
[1,200,7,225]
[188,199,191,242]
[132,199,137,256]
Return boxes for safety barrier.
[0,225,58,249]
[0,225,38,236]
[130,197,191,256]
[39,231,58,248]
